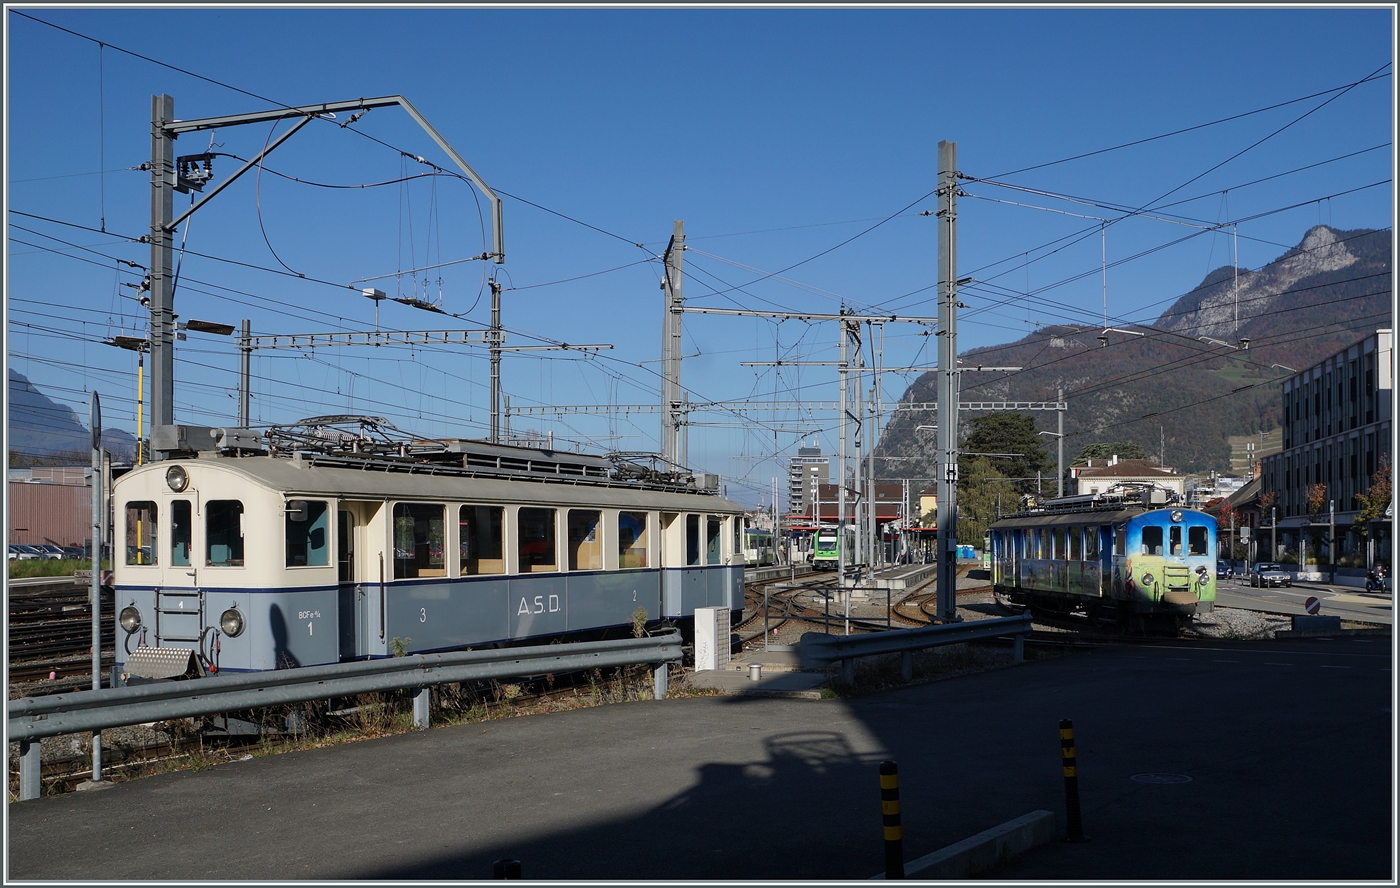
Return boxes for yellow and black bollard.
[879,760,905,878]
[1059,719,1089,842]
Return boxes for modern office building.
[1258,328,1392,570]
[786,443,830,517]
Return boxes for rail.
[799,614,1033,684]
[9,631,683,801]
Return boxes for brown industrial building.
[7,467,93,549]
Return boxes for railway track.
[7,580,116,694]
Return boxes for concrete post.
[412,686,430,730]
[19,739,41,801]
[653,662,668,700]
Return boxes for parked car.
[1216,560,1233,580]
[61,546,86,560]
[35,544,66,560]
[1249,562,1292,588]
[9,544,42,561]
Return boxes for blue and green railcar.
[988,487,1216,632]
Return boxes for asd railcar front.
[988,487,1216,632]
[111,441,744,681]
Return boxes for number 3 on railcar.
[988,487,1216,633]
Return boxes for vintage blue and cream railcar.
[111,437,744,681]
[988,487,1217,632]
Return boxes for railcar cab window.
[618,512,648,569]
[1169,526,1183,556]
[1142,526,1164,556]
[206,500,245,566]
[568,510,602,571]
[1188,526,1208,556]
[125,501,157,565]
[285,499,330,567]
[706,517,722,565]
[518,507,557,573]
[686,515,701,566]
[171,500,191,567]
[1115,525,1126,556]
[460,505,504,576]
[394,503,445,579]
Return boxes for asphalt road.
[7,636,1393,881]
[1217,578,1392,625]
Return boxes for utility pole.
[1056,387,1064,496]
[149,95,176,439]
[838,310,849,603]
[238,320,251,428]
[935,140,961,623]
[489,278,502,443]
[145,93,503,457]
[661,221,685,470]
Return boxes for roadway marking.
[1318,665,1352,669]
[1212,660,1239,663]
[1263,662,1295,666]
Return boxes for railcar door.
[337,509,364,659]
[336,502,385,659]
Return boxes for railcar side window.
[1188,526,1208,556]
[568,510,603,571]
[1068,526,1082,561]
[460,506,504,575]
[732,518,742,559]
[1114,525,1126,556]
[206,500,245,567]
[706,518,722,565]
[1023,529,1033,558]
[1141,526,1163,556]
[171,500,191,566]
[1086,527,1102,560]
[125,501,157,565]
[618,512,648,569]
[393,503,445,579]
[518,508,558,573]
[285,500,330,567]
[686,515,701,566]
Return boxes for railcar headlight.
[220,608,245,638]
[165,465,189,492]
[119,606,142,632]
[1141,573,1154,586]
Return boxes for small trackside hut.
[988,485,1217,633]
[110,417,744,682]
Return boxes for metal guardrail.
[9,631,684,800]
[799,614,1034,683]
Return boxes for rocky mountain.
[7,370,136,462]
[874,225,1392,479]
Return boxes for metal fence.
[9,631,684,801]
[799,614,1034,683]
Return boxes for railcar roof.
[119,454,744,514]
[989,506,1213,529]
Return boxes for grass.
[8,558,108,580]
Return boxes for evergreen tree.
[958,413,1051,495]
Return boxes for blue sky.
[5,6,1395,506]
